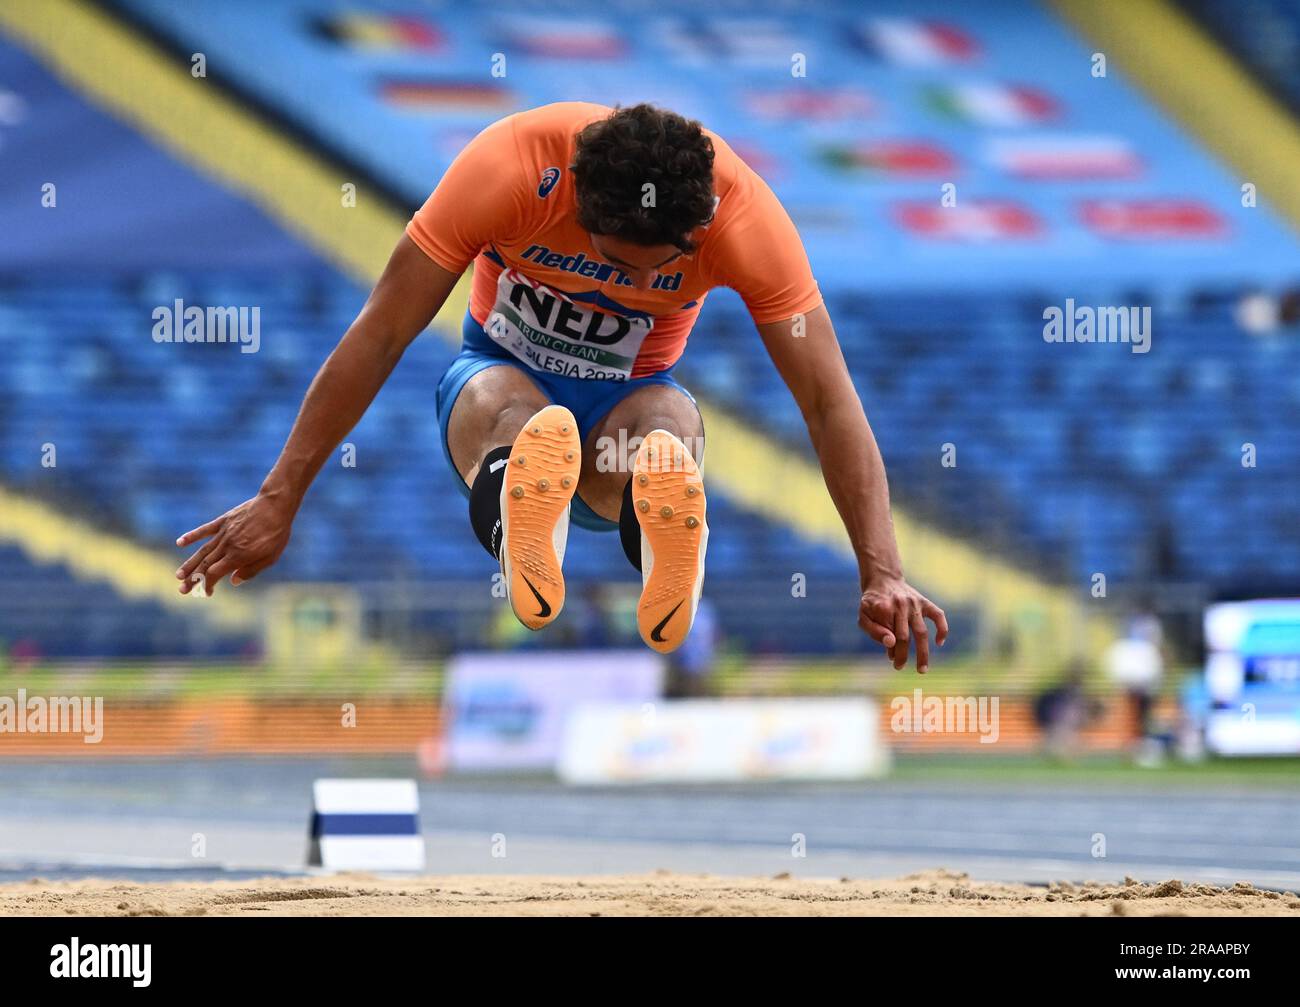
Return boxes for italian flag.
[927,83,1058,126]
[822,141,955,176]
[861,18,978,65]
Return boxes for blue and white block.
[307,778,425,872]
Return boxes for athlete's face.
[588,234,683,291]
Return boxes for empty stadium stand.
[1182,0,1300,112]
[3,0,1299,661]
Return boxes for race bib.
[485,268,652,381]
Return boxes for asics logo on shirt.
[537,166,561,198]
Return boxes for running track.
[1,760,1297,889]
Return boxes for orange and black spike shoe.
[631,429,708,653]
[499,405,582,630]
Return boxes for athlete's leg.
[446,365,580,630]
[446,365,551,488]
[580,384,707,653]
[578,383,704,520]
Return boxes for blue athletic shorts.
[436,310,697,531]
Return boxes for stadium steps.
[0,486,258,656]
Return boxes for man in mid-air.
[176,102,947,668]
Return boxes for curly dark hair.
[572,104,716,253]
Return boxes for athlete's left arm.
[756,305,948,673]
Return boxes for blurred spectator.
[7,637,43,671]
[1280,286,1300,327]
[1033,660,1098,759]
[571,583,615,649]
[1103,610,1166,761]
[665,596,719,697]
[1235,289,1280,334]
[1236,285,1300,335]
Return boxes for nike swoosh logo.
[650,601,684,643]
[520,574,552,619]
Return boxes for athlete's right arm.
[174,235,461,596]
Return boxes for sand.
[3,870,1299,916]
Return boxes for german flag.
[379,80,514,114]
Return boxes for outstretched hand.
[858,576,948,674]
[175,493,295,596]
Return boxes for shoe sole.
[501,405,581,630]
[633,430,707,654]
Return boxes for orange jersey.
[406,102,822,379]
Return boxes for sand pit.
[3,870,1299,917]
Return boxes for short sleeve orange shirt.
[406,102,822,379]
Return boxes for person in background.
[1033,659,1099,760]
[1102,608,1166,764]
[665,596,719,697]
[571,582,616,649]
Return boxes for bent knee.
[449,367,550,480]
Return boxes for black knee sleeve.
[619,477,642,573]
[469,445,512,559]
